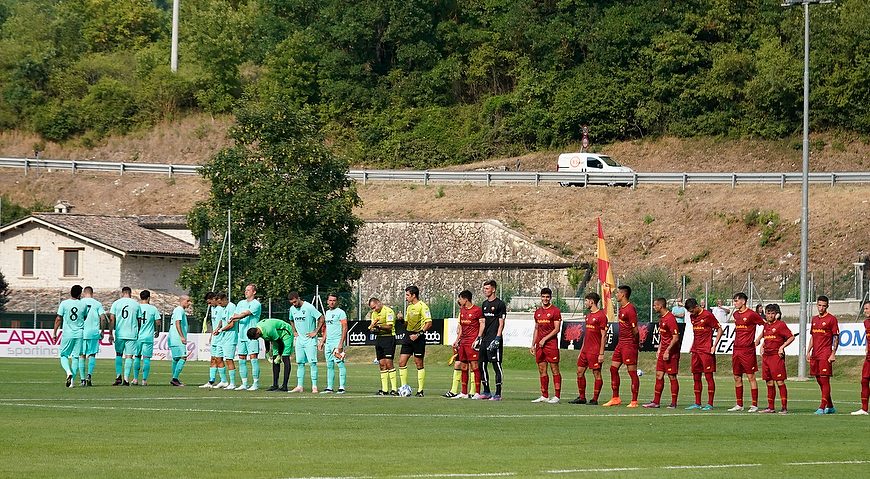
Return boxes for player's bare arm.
[664,333,679,361]
[712,327,723,354]
[598,326,606,363]
[310,314,325,338]
[53,315,62,341]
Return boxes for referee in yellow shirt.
[369,298,399,395]
[399,285,432,397]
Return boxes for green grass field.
[0,348,867,479]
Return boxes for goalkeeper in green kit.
[247,319,294,392]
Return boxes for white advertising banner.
[679,322,868,356]
[0,329,265,361]
[444,318,539,347]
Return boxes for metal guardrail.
[2,156,870,186]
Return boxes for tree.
[179,97,362,314]
[0,269,9,314]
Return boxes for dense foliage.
[1,0,868,167]
[178,95,362,313]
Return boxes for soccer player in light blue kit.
[80,286,106,387]
[318,293,348,394]
[169,295,191,386]
[109,287,141,386]
[54,284,87,388]
[200,292,225,389]
[288,291,324,393]
[132,290,161,386]
[230,284,262,390]
[213,292,239,389]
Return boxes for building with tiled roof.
[0,213,198,295]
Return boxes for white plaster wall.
[120,256,193,294]
[155,228,196,245]
[0,224,121,289]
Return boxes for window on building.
[20,248,36,276]
[62,249,80,277]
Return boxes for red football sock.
[554,374,562,398]
[461,369,469,395]
[816,376,827,409]
[669,377,680,405]
[705,373,716,406]
[735,384,744,407]
[539,375,549,398]
[627,369,640,402]
[593,378,603,401]
[578,375,586,399]
[473,369,481,394]
[819,376,833,408]
[862,377,869,411]
[750,386,758,407]
[778,384,788,410]
[653,377,664,404]
[610,366,620,397]
[767,384,776,410]
[693,373,702,405]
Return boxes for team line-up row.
[51,281,870,415]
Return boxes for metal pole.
[796,1,812,380]
[227,209,231,303]
[170,0,179,72]
[649,282,654,323]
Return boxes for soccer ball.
[637,369,644,377]
[398,384,413,397]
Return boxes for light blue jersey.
[212,305,225,332]
[81,298,105,340]
[221,301,238,343]
[57,299,87,339]
[289,301,321,337]
[324,307,347,342]
[111,297,141,340]
[235,298,262,336]
[169,306,188,346]
[137,304,160,342]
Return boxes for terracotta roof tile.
[31,213,198,257]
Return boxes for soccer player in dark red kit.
[644,298,681,409]
[685,298,723,411]
[851,302,870,416]
[531,288,562,404]
[604,285,640,408]
[727,292,765,413]
[444,290,483,399]
[755,303,794,414]
[569,292,607,405]
[807,295,839,415]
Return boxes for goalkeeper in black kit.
[476,280,506,400]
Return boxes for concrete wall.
[120,256,194,294]
[355,220,570,302]
[0,223,121,290]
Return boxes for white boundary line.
[1,401,834,418]
[279,460,870,479]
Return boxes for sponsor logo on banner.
[0,329,245,360]
[346,319,445,346]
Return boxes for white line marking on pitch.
[0,402,793,418]
[785,460,870,466]
[661,464,761,469]
[547,468,643,473]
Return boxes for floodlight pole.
[171,0,180,72]
[782,0,832,380]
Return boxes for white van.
[556,153,634,186]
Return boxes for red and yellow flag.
[597,217,616,322]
